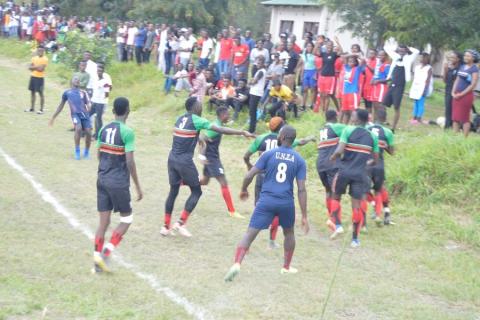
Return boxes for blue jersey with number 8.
[254,146,307,203]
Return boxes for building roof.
[261,0,320,6]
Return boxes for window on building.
[303,22,319,36]
[279,20,294,35]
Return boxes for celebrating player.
[316,110,346,238]
[198,106,244,219]
[224,125,309,282]
[92,97,143,273]
[330,109,379,247]
[161,97,254,238]
[49,75,92,160]
[367,108,394,225]
[340,55,365,124]
[371,50,390,122]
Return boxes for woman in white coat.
[409,53,433,124]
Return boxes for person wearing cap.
[231,36,250,82]
[49,75,92,160]
[451,49,479,137]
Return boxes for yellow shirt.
[270,85,293,101]
[31,55,48,78]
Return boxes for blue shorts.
[303,69,316,88]
[249,199,295,230]
[72,112,92,130]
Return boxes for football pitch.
[0,56,479,320]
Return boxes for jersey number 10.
[265,139,278,151]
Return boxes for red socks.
[234,246,248,264]
[361,200,368,227]
[283,250,294,269]
[179,209,190,225]
[103,231,123,257]
[381,187,390,207]
[94,236,104,253]
[330,199,342,225]
[375,193,383,217]
[164,213,172,228]
[270,216,279,241]
[352,208,364,240]
[221,185,235,213]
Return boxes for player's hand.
[366,159,375,166]
[242,131,256,138]
[240,190,249,201]
[136,186,143,201]
[301,216,310,235]
[329,154,337,162]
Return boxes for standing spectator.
[143,23,155,63]
[371,50,391,121]
[250,40,269,77]
[126,21,138,61]
[451,50,479,137]
[218,28,233,76]
[20,11,29,39]
[362,49,377,113]
[248,56,266,133]
[8,10,19,38]
[316,37,343,113]
[283,41,300,91]
[298,42,317,110]
[199,29,213,69]
[25,45,47,114]
[116,21,127,62]
[443,51,463,129]
[263,33,274,54]
[83,51,97,98]
[73,60,90,90]
[134,23,147,65]
[231,36,249,81]
[178,28,194,68]
[190,66,207,104]
[260,52,286,108]
[90,64,112,140]
[157,23,168,72]
[164,32,178,75]
[213,32,222,79]
[383,43,419,132]
[409,53,433,124]
[289,34,302,54]
[244,30,255,51]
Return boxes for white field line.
[0,146,212,320]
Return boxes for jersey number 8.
[276,163,287,183]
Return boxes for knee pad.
[120,214,133,224]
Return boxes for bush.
[58,31,114,70]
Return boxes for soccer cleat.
[93,253,111,273]
[330,225,344,240]
[224,263,241,282]
[74,150,81,160]
[281,266,298,274]
[374,216,383,227]
[172,222,192,238]
[160,226,172,237]
[268,240,280,249]
[91,263,103,274]
[350,239,361,248]
[24,108,34,112]
[83,150,90,159]
[229,211,245,219]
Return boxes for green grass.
[0,38,479,319]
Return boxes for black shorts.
[318,169,337,193]
[203,159,225,177]
[254,172,265,204]
[368,166,385,192]
[383,84,405,110]
[332,172,369,199]
[168,157,200,186]
[97,180,132,213]
[28,76,44,93]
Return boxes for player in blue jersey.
[49,75,92,160]
[224,125,309,282]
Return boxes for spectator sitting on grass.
[164,63,190,95]
[209,75,235,110]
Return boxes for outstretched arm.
[49,100,66,126]
[295,136,316,146]
[210,124,255,138]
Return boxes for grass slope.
[0,39,479,319]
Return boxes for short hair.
[280,125,297,144]
[185,97,198,111]
[421,52,431,64]
[356,109,369,123]
[37,45,45,49]
[113,97,129,116]
[325,109,337,122]
[272,79,282,87]
[238,78,247,83]
[216,106,229,117]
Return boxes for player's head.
[113,97,130,118]
[347,55,359,67]
[367,48,377,59]
[216,106,230,123]
[269,116,285,133]
[376,108,387,124]
[185,96,202,115]
[377,49,387,62]
[278,125,297,147]
[352,109,369,125]
[325,109,338,123]
[71,75,80,88]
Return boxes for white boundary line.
[0,146,212,320]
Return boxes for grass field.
[0,39,479,320]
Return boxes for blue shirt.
[244,37,255,51]
[62,88,89,115]
[134,28,147,47]
[254,146,307,203]
[343,65,364,94]
[455,64,479,92]
[373,62,390,81]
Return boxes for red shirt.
[334,58,343,76]
[219,38,233,61]
[293,43,302,54]
[232,44,250,66]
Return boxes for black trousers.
[249,94,261,133]
[445,93,453,129]
[135,46,144,65]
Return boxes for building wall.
[269,6,367,52]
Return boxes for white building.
[262,0,367,52]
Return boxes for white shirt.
[91,73,112,104]
[384,39,419,83]
[178,36,195,59]
[200,38,213,59]
[116,26,126,44]
[409,64,433,100]
[213,40,221,63]
[21,16,29,29]
[158,29,168,52]
[126,27,138,46]
[250,48,270,65]
[249,68,266,97]
[85,60,98,89]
